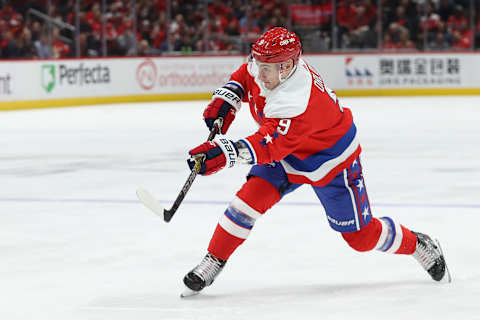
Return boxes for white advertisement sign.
[134,57,244,93]
[0,56,244,102]
[306,53,474,90]
[0,53,478,106]
[0,60,115,101]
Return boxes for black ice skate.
[412,231,451,282]
[181,253,226,297]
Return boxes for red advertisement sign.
[290,4,332,26]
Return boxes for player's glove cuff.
[235,139,256,164]
[187,139,238,175]
[216,138,238,168]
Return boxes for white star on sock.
[357,179,364,192]
[362,208,369,219]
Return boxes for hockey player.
[182,27,450,296]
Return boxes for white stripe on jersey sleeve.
[238,138,257,165]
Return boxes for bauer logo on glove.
[203,81,244,135]
[187,139,238,175]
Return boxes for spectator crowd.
[0,0,479,59]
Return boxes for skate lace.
[413,237,438,271]
[194,254,224,284]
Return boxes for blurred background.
[1,3,480,318]
[1,0,479,59]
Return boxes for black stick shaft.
[163,119,222,222]
[163,163,200,222]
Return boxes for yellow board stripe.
[1,88,480,111]
[336,88,480,97]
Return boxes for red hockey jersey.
[229,58,361,187]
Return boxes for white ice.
[1,96,479,320]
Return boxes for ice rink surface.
[1,96,479,320]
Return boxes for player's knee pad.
[236,176,281,214]
[341,218,382,252]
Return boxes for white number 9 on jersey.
[277,119,291,135]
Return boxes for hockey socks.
[208,175,418,260]
[208,177,281,260]
[342,217,417,254]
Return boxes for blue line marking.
[0,197,479,210]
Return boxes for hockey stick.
[136,118,223,222]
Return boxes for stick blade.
[180,287,200,298]
[136,188,165,218]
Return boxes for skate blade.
[180,287,200,298]
[435,239,452,283]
